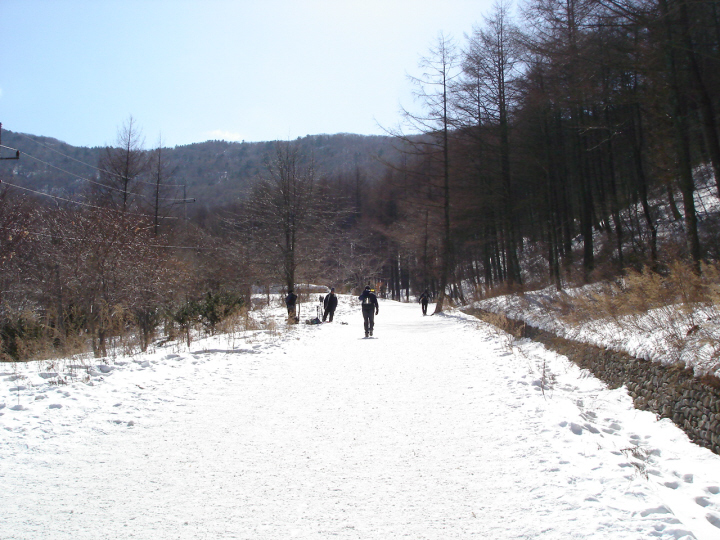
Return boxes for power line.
[13,129,192,189]
[0,123,20,160]
[0,225,218,250]
[19,148,191,202]
[0,180,179,220]
[14,130,107,172]
[3,124,197,228]
[0,145,20,160]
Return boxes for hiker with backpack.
[358,286,379,337]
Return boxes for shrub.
[0,313,44,361]
[197,291,245,334]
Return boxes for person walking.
[322,287,339,322]
[419,289,430,316]
[285,289,298,323]
[358,286,379,337]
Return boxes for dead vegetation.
[519,262,720,381]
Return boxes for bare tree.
[96,116,149,212]
[237,141,335,293]
[460,0,525,285]
[396,32,460,313]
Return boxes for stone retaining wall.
[465,308,720,455]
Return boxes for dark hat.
[364,286,370,290]
[330,287,335,292]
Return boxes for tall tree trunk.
[660,0,702,268]
[434,63,453,314]
[678,0,720,199]
[630,102,658,263]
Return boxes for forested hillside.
[2,0,720,362]
[0,130,398,215]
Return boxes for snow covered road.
[2,296,720,539]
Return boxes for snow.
[2,295,720,539]
[474,288,720,377]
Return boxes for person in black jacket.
[358,286,379,337]
[419,289,430,316]
[322,287,339,322]
[285,290,298,323]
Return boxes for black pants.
[421,300,428,315]
[322,308,335,322]
[287,305,297,322]
[362,307,375,334]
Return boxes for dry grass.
[543,262,720,379]
[472,281,526,303]
[558,262,720,321]
[476,310,526,340]
[0,308,91,364]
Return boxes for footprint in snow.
[639,505,674,518]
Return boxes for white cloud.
[206,130,244,142]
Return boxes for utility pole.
[0,123,20,160]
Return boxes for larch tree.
[237,141,336,295]
[396,32,460,313]
[96,116,150,212]
[460,0,525,286]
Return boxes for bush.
[197,291,245,334]
[168,291,246,345]
[0,313,46,362]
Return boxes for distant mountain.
[0,130,401,213]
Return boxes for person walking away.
[285,289,298,323]
[358,286,379,337]
[419,289,430,316]
[323,287,339,322]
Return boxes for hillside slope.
[0,130,400,212]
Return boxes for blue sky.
[1,0,494,148]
